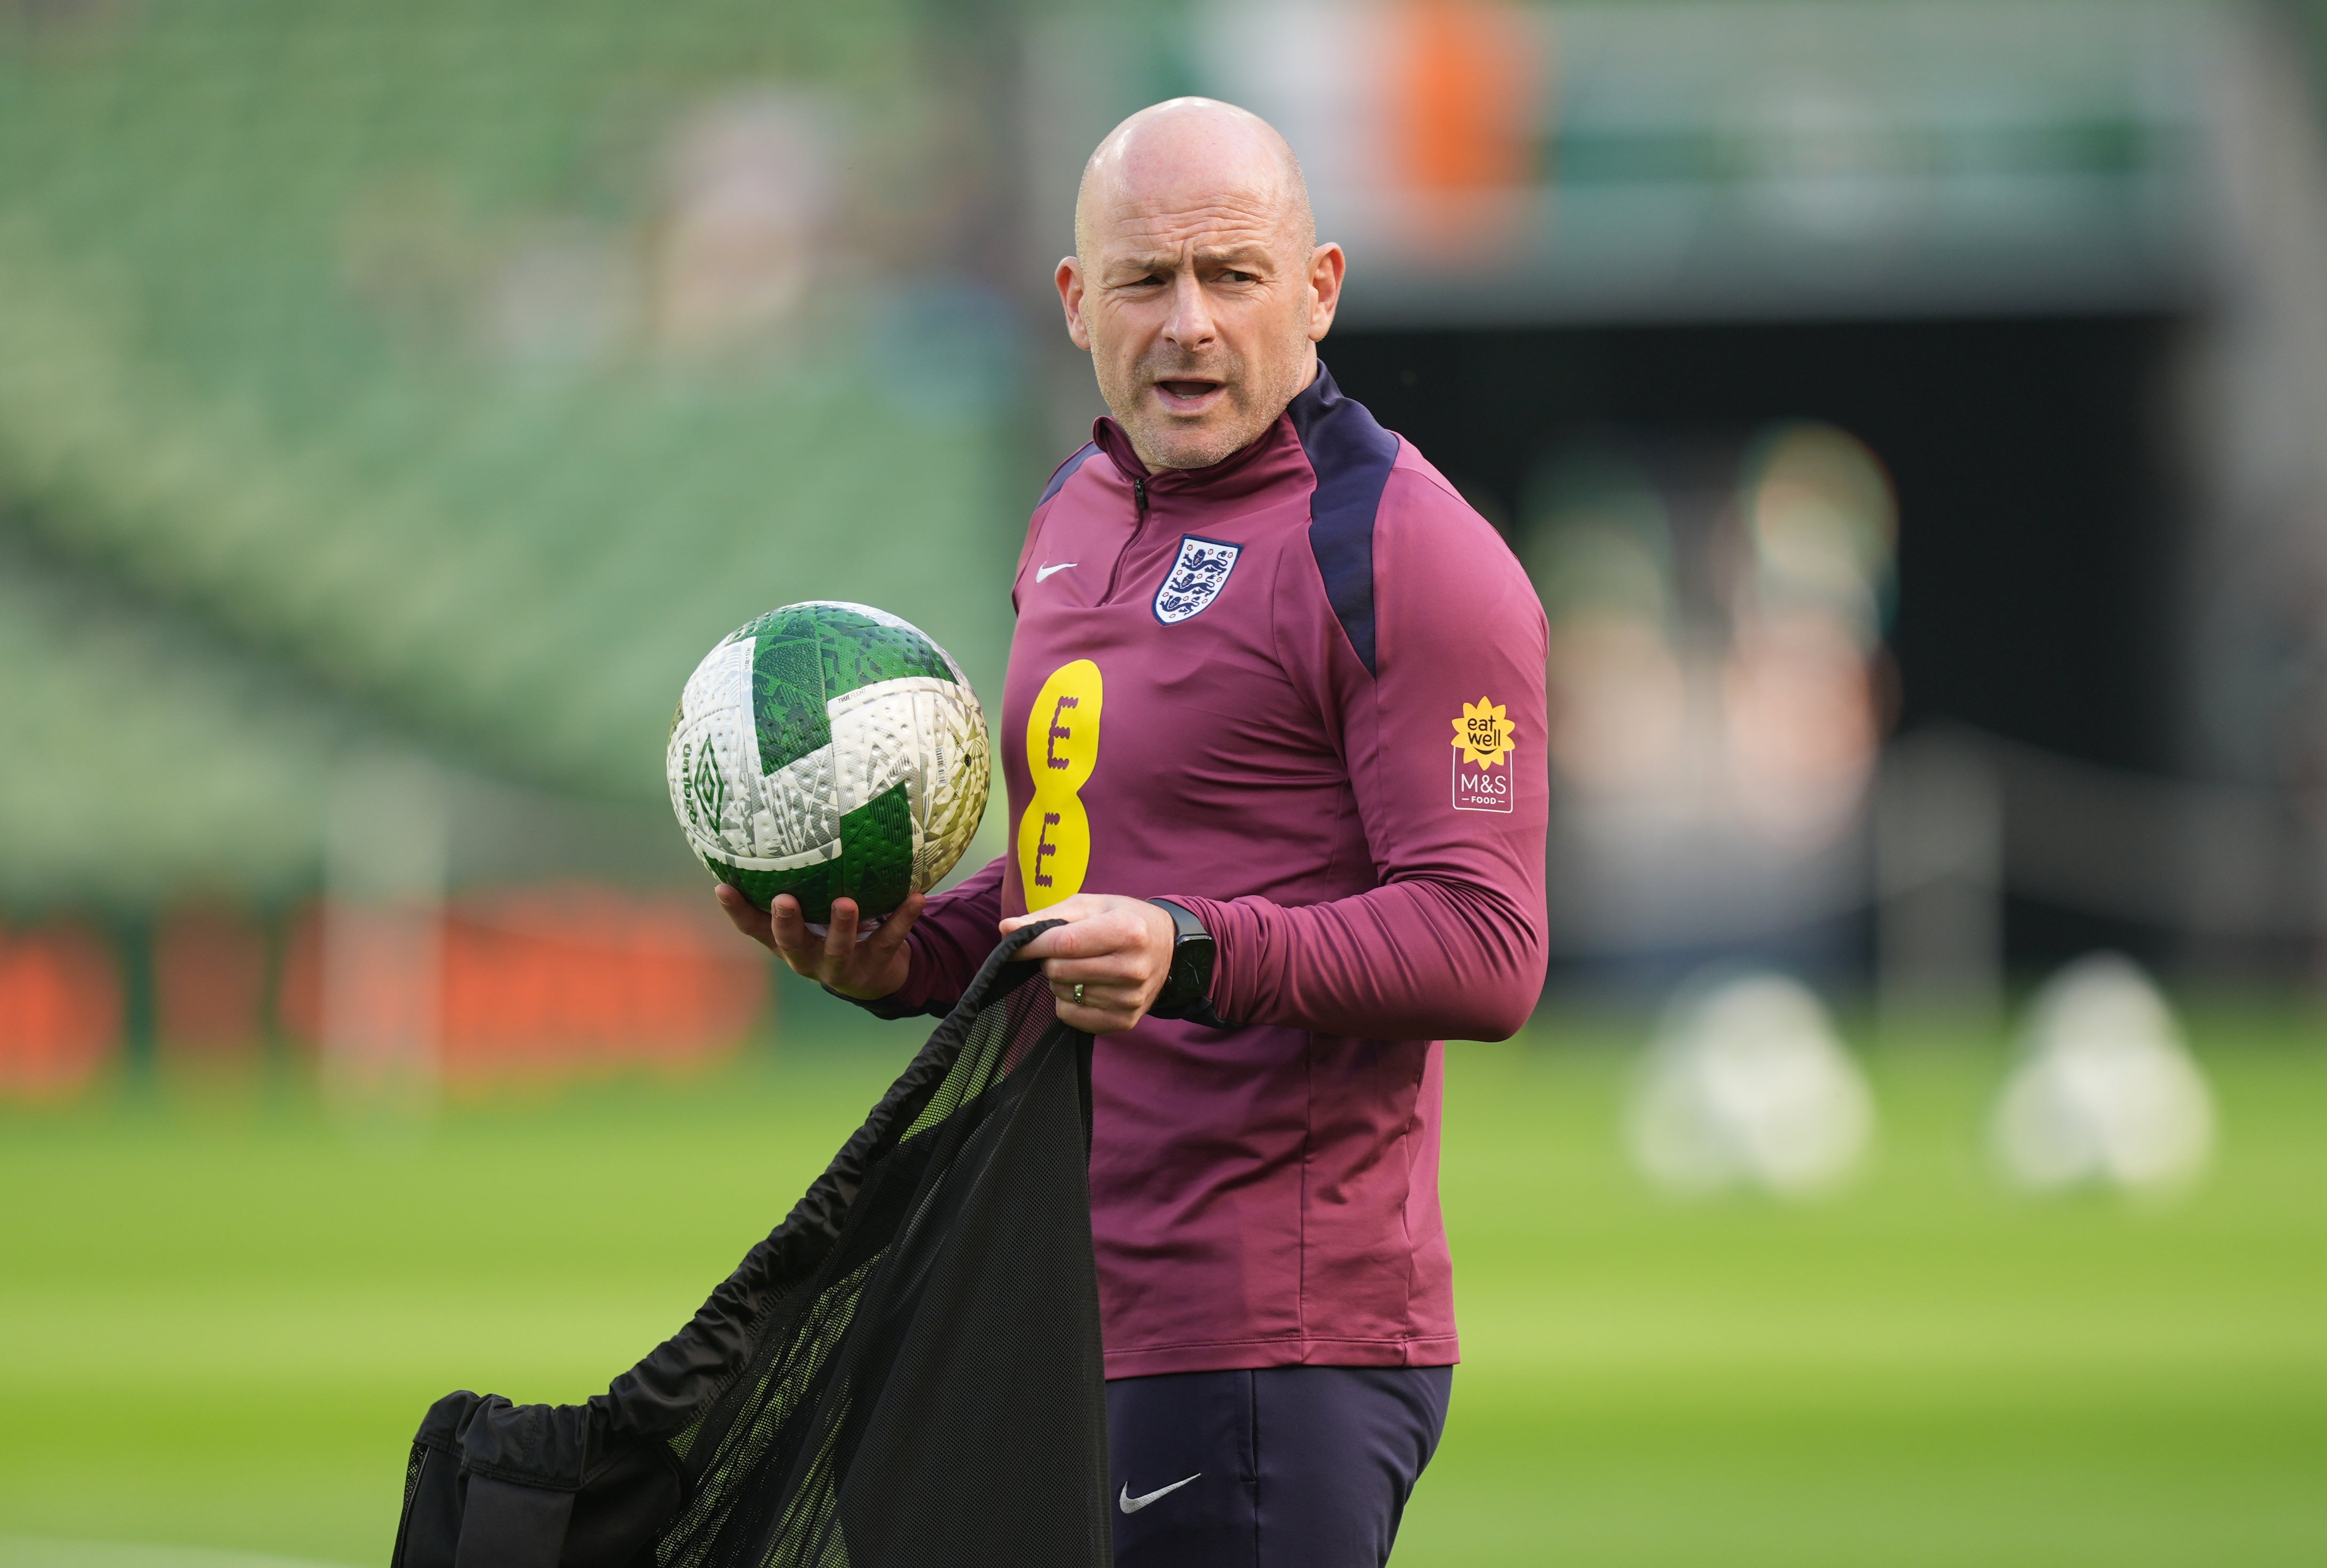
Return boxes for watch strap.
[1146,898,1219,1022]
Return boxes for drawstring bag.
[389,923,1109,1568]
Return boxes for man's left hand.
[999,895,1176,1035]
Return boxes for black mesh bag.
[389,923,1110,1568]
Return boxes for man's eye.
[1224,270,1259,284]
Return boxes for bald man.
[724,98,1548,1566]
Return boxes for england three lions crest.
[1154,535,1242,625]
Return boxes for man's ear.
[1057,256,1092,352]
[1307,243,1346,343]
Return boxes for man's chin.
[1129,414,1265,473]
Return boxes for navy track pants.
[1106,1365,1454,1567]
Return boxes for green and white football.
[668,602,989,922]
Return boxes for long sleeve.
[1162,465,1549,1042]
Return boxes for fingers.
[1035,903,1170,1035]
[1039,951,1148,987]
[860,891,924,972]
[1000,894,1106,939]
[1003,898,1171,1037]
[762,893,828,978]
[1050,976,1146,1034]
[1045,956,1158,1034]
[824,899,861,969]
[766,892,811,949]
[1008,898,1116,961]
[1047,972,1143,1007]
[716,883,776,950]
[728,886,919,995]
[1022,914,1153,969]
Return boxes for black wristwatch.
[1146,898,1217,1021]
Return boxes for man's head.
[1058,98,1345,473]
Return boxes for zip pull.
[1132,476,1148,514]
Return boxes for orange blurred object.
[278,884,768,1090]
[1393,0,1542,196]
[0,922,121,1098]
[156,902,270,1062]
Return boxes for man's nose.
[1160,270,1216,350]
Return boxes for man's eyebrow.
[1105,244,1276,275]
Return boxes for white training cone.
[1993,953,2215,1196]
[1628,970,1875,1197]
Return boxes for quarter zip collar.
[1090,362,1344,510]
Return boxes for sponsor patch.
[1451,696,1516,813]
[1153,535,1242,625]
[1019,658,1103,908]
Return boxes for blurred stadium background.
[2,1,2324,1564]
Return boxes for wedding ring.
[1073,983,1085,1004]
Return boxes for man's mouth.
[1153,379,1225,411]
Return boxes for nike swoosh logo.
[1118,1473,1200,1514]
[1036,562,1077,582]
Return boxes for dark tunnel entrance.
[1329,316,2189,972]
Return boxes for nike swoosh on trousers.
[1036,562,1077,581]
[1118,1473,1201,1514]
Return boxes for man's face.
[1059,179,1342,472]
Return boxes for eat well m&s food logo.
[1450,697,1515,813]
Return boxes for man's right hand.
[716,884,924,1001]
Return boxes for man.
[720,98,1548,1566]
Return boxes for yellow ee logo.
[1019,659,1103,909]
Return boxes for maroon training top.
[881,365,1549,1378]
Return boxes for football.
[668,601,989,922]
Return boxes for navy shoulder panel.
[1285,364,1399,676]
[1036,442,1101,508]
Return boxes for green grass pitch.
[2,1009,2322,1566]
